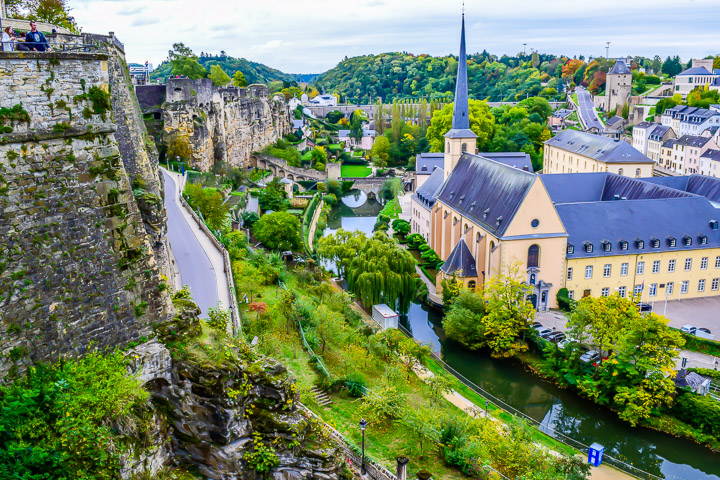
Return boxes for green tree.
[661,56,683,77]
[209,64,231,87]
[232,70,248,87]
[401,407,440,455]
[168,43,207,79]
[426,99,495,152]
[253,211,301,251]
[444,288,487,349]
[183,183,230,231]
[621,102,629,119]
[371,136,391,167]
[379,177,403,200]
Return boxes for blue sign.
[588,443,604,467]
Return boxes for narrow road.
[575,87,604,131]
[162,169,229,316]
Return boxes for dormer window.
[459,195,465,204]
[584,242,593,253]
[483,208,490,220]
[602,241,611,252]
[652,239,660,249]
[668,237,677,247]
[567,244,574,255]
[636,239,644,250]
[469,201,476,211]
[620,240,628,251]
[699,235,708,245]
[496,216,503,226]
[683,236,692,246]
[710,220,719,230]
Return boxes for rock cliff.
[138,79,291,172]
[0,48,172,376]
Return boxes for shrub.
[406,233,427,249]
[392,219,411,235]
[671,390,720,437]
[556,287,575,312]
[241,211,260,229]
[418,244,431,253]
[324,193,338,206]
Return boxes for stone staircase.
[311,387,332,407]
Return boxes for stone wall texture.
[0,51,173,375]
[160,78,292,171]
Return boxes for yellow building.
[543,130,654,177]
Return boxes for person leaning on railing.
[23,21,50,52]
[2,27,19,51]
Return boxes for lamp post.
[485,399,488,417]
[359,419,367,474]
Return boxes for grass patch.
[341,165,372,177]
[379,198,401,218]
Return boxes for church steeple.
[449,12,473,133]
[443,11,477,179]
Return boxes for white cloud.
[70,0,720,73]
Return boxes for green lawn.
[571,93,578,104]
[341,165,372,177]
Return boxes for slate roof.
[440,239,478,277]
[338,129,375,138]
[558,196,720,259]
[609,60,631,75]
[701,149,720,162]
[633,122,655,131]
[662,139,676,148]
[445,13,476,140]
[477,152,533,171]
[648,125,674,142]
[545,130,653,164]
[292,119,304,129]
[642,174,720,204]
[673,370,711,391]
[678,66,715,76]
[553,109,573,119]
[674,135,714,148]
[412,167,445,211]
[606,116,625,129]
[437,154,536,237]
[416,153,444,175]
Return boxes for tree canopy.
[426,99,495,152]
[253,211,302,251]
[209,65,231,87]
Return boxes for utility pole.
[523,43,527,55]
[605,42,611,59]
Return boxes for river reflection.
[325,194,720,479]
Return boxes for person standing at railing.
[2,26,17,51]
[24,21,49,52]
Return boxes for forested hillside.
[150,52,306,85]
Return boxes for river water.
[323,191,720,480]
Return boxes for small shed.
[674,369,712,395]
[372,304,398,330]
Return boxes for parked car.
[698,327,712,334]
[532,322,543,329]
[696,328,715,340]
[548,332,566,343]
[681,325,697,335]
[536,328,553,338]
[533,324,545,331]
[636,302,652,312]
[580,350,601,363]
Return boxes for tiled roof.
[674,135,714,148]
[545,130,653,164]
[437,154,536,237]
[440,239,478,277]
[648,125,674,141]
[701,149,720,162]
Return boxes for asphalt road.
[575,88,604,131]
[162,170,219,316]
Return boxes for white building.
[673,59,720,98]
[700,149,720,177]
[128,62,153,85]
[661,105,720,137]
[288,97,302,110]
[410,167,444,242]
[309,94,337,107]
[338,129,375,150]
[647,125,676,163]
[632,122,657,156]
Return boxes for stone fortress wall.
[137,78,292,172]
[0,42,173,375]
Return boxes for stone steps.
[310,387,332,407]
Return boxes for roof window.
[620,240,629,251]
[602,241,611,252]
[710,220,719,230]
[683,236,692,246]
[668,237,677,247]
[699,235,708,245]
[636,239,644,250]
[584,242,593,253]
[651,238,660,248]
[567,244,574,255]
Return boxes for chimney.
[396,457,409,480]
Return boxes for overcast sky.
[70,0,720,74]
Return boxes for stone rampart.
[159,77,291,171]
[0,50,172,375]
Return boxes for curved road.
[162,169,228,316]
[575,87,604,131]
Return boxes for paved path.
[535,310,718,370]
[574,88,604,131]
[162,169,230,317]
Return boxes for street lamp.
[359,419,367,474]
[485,399,488,417]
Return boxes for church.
[411,14,720,311]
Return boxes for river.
[322,190,720,480]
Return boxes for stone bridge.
[252,154,327,182]
[342,176,386,198]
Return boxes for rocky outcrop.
[140,79,291,172]
[125,333,344,480]
[0,50,173,375]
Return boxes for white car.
[681,325,697,335]
[580,350,601,363]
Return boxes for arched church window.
[462,143,467,153]
[528,244,540,268]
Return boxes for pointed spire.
[446,11,476,139]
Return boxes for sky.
[69,0,720,74]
